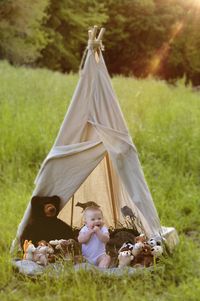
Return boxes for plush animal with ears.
[34,240,54,266]
[118,247,134,268]
[23,240,54,266]
[23,240,36,261]
[151,245,163,258]
[75,201,100,212]
[49,238,81,261]
[132,243,153,267]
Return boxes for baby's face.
[85,210,103,229]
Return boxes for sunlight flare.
[147,21,184,75]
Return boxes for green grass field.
[0,60,200,301]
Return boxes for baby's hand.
[88,228,95,234]
[93,226,100,233]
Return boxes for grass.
[0,60,200,300]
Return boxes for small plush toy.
[107,230,136,257]
[34,240,54,266]
[147,236,162,247]
[132,243,153,267]
[131,234,146,256]
[135,233,146,244]
[151,245,163,258]
[118,241,134,252]
[49,238,81,261]
[23,239,54,266]
[23,240,36,261]
[49,239,70,259]
[118,248,134,268]
[75,201,100,211]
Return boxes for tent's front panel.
[58,156,115,228]
[58,154,147,233]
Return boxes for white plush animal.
[151,245,163,258]
[119,240,144,257]
[148,236,163,247]
[49,239,68,247]
[132,242,144,256]
[118,250,134,268]
[34,243,54,266]
[148,238,157,247]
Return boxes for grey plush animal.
[121,206,136,218]
[75,201,100,211]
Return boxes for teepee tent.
[11,26,177,252]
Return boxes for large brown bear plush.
[21,196,74,246]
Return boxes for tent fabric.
[11,48,162,251]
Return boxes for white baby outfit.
[80,225,109,265]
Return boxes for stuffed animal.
[132,243,153,267]
[23,239,54,266]
[23,240,36,261]
[147,236,162,247]
[151,245,163,258]
[117,233,164,268]
[131,234,146,256]
[135,233,146,244]
[118,241,135,252]
[21,196,74,246]
[49,238,81,261]
[34,240,54,266]
[107,229,137,257]
[118,248,134,268]
[75,201,100,211]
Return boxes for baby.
[78,206,111,268]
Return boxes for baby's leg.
[97,254,111,268]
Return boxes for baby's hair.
[83,206,103,219]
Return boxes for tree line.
[0,0,200,85]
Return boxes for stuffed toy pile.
[23,238,82,266]
[21,195,83,265]
[21,196,164,269]
[118,234,164,268]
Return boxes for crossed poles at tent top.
[88,25,105,51]
[79,25,105,70]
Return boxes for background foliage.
[0,0,200,85]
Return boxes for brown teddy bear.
[21,196,75,247]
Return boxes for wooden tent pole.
[88,26,105,63]
[97,28,105,42]
[70,195,75,227]
[106,153,117,228]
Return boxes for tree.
[103,0,169,77]
[154,0,200,85]
[0,0,50,65]
[39,0,108,72]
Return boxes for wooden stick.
[88,29,93,40]
[70,195,75,227]
[91,25,98,41]
[97,28,105,42]
[106,153,117,227]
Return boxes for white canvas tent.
[11,26,178,252]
